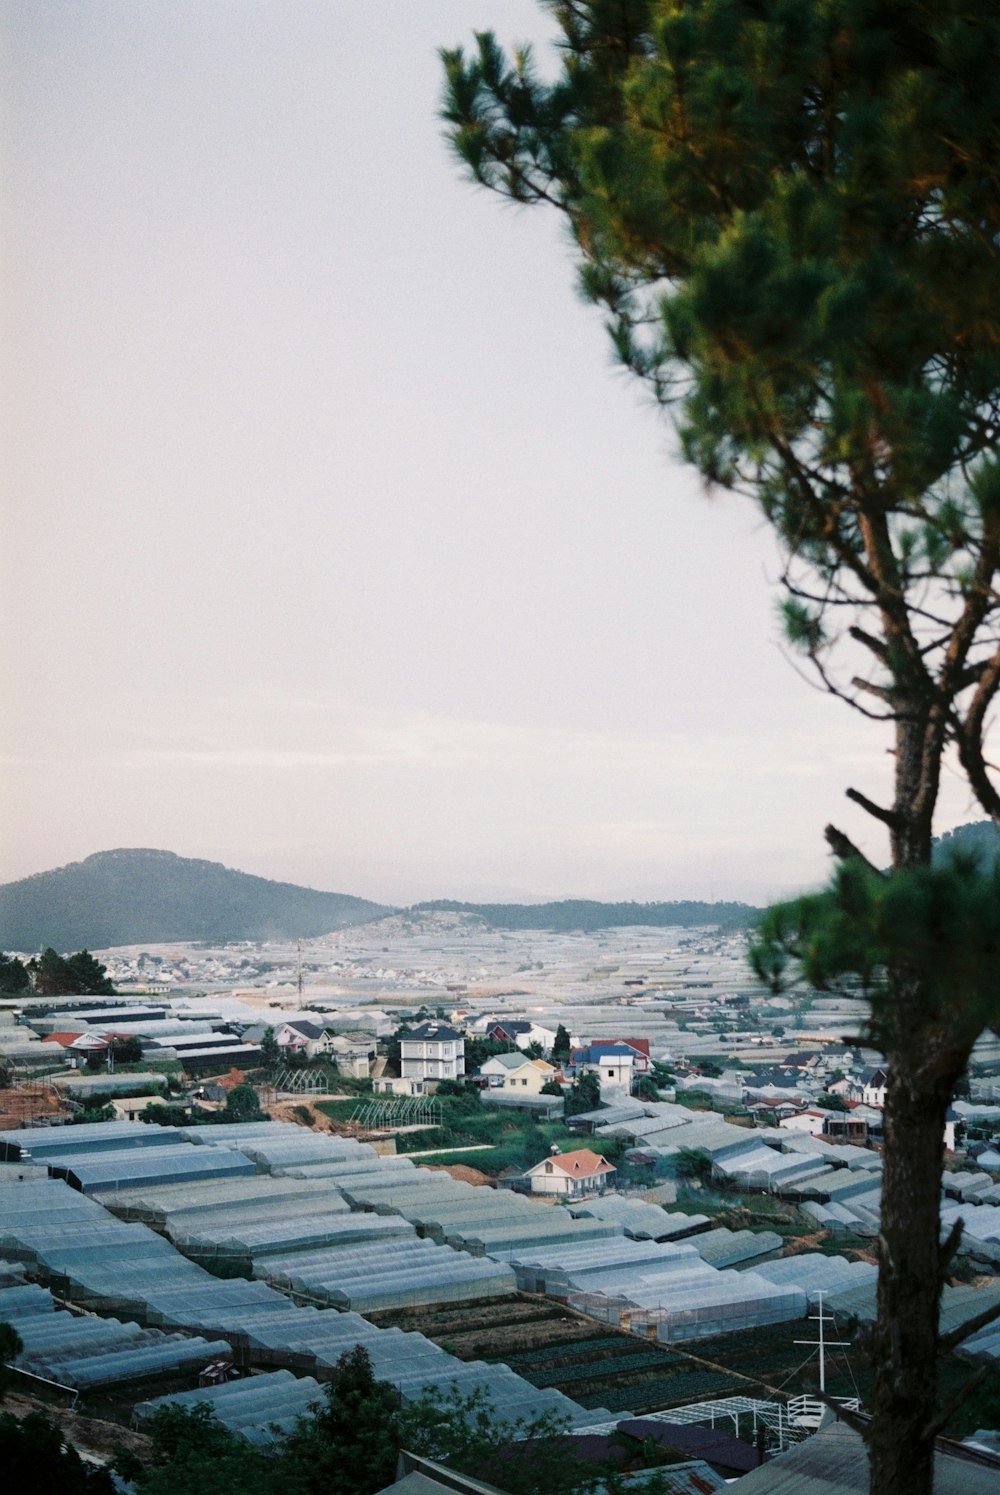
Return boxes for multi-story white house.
[400,1022,465,1085]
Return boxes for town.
[2,913,1000,1490]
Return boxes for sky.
[1,1,984,908]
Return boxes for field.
[365,1294,1000,1433]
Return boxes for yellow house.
[478,1052,557,1095]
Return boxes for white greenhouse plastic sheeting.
[689,1228,783,1269]
[508,1235,807,1342]
[134,1370,325,1444]
[749,1253,878,1304]
[570,1196,711,1242]
[255,1237,517,1312]
[0,1171,611,1426]
[0,1279,231,1390]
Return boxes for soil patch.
[4,1390,153,1467]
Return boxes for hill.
[933,819,1000,866]
[0,849,389,951]
[413,897,757,933]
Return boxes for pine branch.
[824,824,884,874]
[938,1296,1000,1356]
[845,788,900,830]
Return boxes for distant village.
[2,914,1000,1486]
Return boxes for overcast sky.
[2,1,983,906]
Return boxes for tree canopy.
[27,948,114,996]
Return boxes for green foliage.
[127,1347,603,1495]
[0,847,388,950]
[143,1102,199,1127]
[122,1402,281,1495]
[281,1343,402,1495]
[0,1321,23,1403]
[551,1023,571,1061]
[223,1082,264,1123]
[27,947,114,996]
[0,953,30,993]
[74,1103,116,1124]
[750,857,1000,1051]
[540,1078,565,1096]
[564,1071,601,1116]
[631,1074,660,1100]
[111,1035,143,1064]
[464,1035,518,1071]
[674,1148,714,1184]
[434,1077,468,1097]
[259,1025,280,1077]
[0,1408,115,1495]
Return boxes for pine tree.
[441,5,1000,1489]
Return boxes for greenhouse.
[690,1228,783,1270]
[569,1196,712,1242]
[749,1253,878,1305]
[134,1369,326,1444]
[173,1211,416,1266]
[0,1121,175,1162]
[0,1279,232,1392]
[255,1237,517,1312]
[507,1235,808,1342]
[0,1162,609,1425]
[46,1143,258,1193]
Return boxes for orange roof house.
[525,1147,616,1197]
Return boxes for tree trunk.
[869,1057,955,1494]
[867,709,955,1494]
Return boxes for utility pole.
[297,938,303,1002]
[794,1290,850,1395]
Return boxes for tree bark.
[867,711,963,1494]
[869,1056,958,1495]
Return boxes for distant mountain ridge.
[414,897,757,933]
[0,849,389,951]
[0,849,763,952]
[933,819,1000,865]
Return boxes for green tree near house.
[222,1083,264,1123]
[441,6,1000,1489]
[259,1025,280,1077]
[564,1070,600,1116]
[551,1023,571,1062]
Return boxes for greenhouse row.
[134,1369,325,1445]
[254,1236,517,1312]
[570,1194,712,1242]
[0,1278,230,1391]
[0,1175,615,1425]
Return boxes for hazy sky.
[2,1,983,906]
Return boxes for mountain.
[933,819,1000,866]
[0,849,390,952]
[413,897,757,933]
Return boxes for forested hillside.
[0,849,389,951]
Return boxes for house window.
[607,1070,615,1078]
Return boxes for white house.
[400,1023,465,1084]
[272,1021,335,1059]
[569,1043,635,1092]
[778,1108,829,1137]
[525,1148,616,1197]
[859,1066,889,1108]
